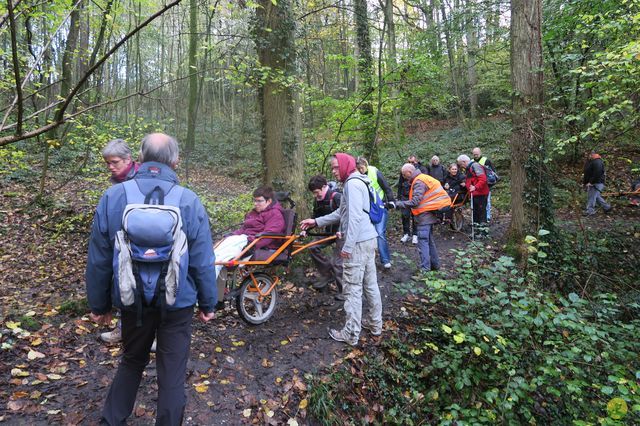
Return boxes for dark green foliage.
[539,224,640,296]
[18,315,41,331]
[308,247,640,424]
[58,299,89,317]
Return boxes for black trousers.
[101,306,193,426]
[471,194,488,226]
[401,208,416,235]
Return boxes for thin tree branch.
[6,0,24,134]
[52,0,182,124]
[0,0,84,130]
[0,0,181,146]
[0,0,21,29]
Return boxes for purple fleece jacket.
[233,201,285,249]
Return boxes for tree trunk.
[185,0,198,154]
[440,0,464,122]
[465,0,479,119]
[508,0,551,257]
[354,0,376,158]
[382,0,401,142]
[253,0,305,208]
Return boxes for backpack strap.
[346,177,372,213]
[144,185,165,205]
[150,262,170,323]
[120,180,185,327]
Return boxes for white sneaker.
[383,263,392,269]
[412,235,418,245]
[100,327,122,344]
[400,234,409,243]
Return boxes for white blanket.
[214,234,249,278]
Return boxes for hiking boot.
[604,206,613,214]
[100,327,122,344]
[312,277,332,290]
[328,328,358,346]
[412,235,418,245]
[400,234,410,243]
[361,321,382,336]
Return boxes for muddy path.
[0,173,506,425]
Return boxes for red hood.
[335,153,356,182]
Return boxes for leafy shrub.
[203,192,253,238]
[308,248,640,424]
[539,225,640,296]
[58,299,89,317]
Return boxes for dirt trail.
[0,174,506,425]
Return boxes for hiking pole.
[470,192,474,242]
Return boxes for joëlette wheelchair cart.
[214,192,336,325]
[441,192,468,232]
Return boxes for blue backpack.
[347,177,385,224]
[114,180,188,325]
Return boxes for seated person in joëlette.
[443,163,466,202]
[214,186,285,309]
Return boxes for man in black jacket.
[583,151,612,216]
[307,175,344,296]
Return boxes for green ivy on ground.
[308,242,640,425]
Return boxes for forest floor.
[0,166,513,425]
[3,158,639,424]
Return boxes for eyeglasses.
[105,159,123,166]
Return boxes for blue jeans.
[416,224,439,271]
[585,183,610,214]
[374,209,391,264]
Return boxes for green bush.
[58,299,90,317]
[308,248,640,424]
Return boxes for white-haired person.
[427,155,446,184]
[102,138,139,184]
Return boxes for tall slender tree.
[508,0,552,255]
[252,0,305,203]
[354,0,376,159]
[185,0,199,155]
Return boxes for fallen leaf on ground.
[27,350,45,360]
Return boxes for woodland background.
[1,0,639,424]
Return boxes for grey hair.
[457,154,471,163]
[102,139,131,159]
[355,156,369,168]
[140,133,179,166]
[431,155,440,163]
[401,163,416,174]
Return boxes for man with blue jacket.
[86,133,216,425]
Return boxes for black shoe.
[604,207,613,214]
[312,277,332,290]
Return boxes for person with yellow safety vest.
[388,163,450,272]
[356,157,396,269]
